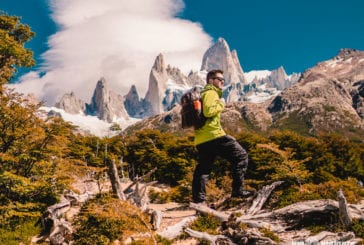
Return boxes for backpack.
[180,86,207,129]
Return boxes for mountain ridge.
[53,38,298,132]
[125,48,364,141]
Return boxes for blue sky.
[180,0,364,73]
[0,0,56,73]
[1,0,364,105]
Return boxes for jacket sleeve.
[202,90,224,118]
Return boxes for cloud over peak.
[13,0,211,105]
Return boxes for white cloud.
[11,0,211,105]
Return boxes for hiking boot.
[231,190,256,198]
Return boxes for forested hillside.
[1,13,363,244]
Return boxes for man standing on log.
[192,69,253,204]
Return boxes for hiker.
[192,69,252,204]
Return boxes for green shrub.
[155,235,172,245]
[351,219,364,238]
[189,214,221,235]
[0,218,41,245]
[149,189,171,204]
[260,227,280,242]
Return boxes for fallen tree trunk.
[303,231,362,244]
[247,181,283,215]
[189,202,229,222]
[236,199,364,232]
[184,228,235,245]
[158,216,197,240]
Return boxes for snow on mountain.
[166,78,190,92]
[244,70,271,84]
[40,106,140,137]
[246,89,280,103]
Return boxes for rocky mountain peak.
[269,49,364,134]
[152,53,165,73]
[201,37,246,86]
[143,54,169,116]
[217,37,230,50]
[301,48,364,84]
[267,66,289,90]
[124,85,143,118]
[128,84,138,95]
[88,77,128,122]
[92,77,109,107]
[55,92,86,114]
[337,48,360,59]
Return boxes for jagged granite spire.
[124,85,144,118]
[267,66,290,90]
[143,53,168,116]
[201,37,246,85]
[88,77,129,122]
[88,77,109,120]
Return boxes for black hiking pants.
[192,135,248,203]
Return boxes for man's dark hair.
[206,69,224,83]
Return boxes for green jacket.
[194,84,226,145]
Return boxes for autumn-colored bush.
[269,178,364,208]
[73,195,152,244]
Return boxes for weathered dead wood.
[63,190,93,205]
[189,198,364,234]
[123,167,158,193]
[150,209,162,230]
[184,228,235,245]
[237,199,364,232]
[37,191,95,244]
[41,197,72,244]
[48,218,73,245]
[158,216,197,240]
[247,181,283,215]
[245,230,277,245]
[107,159,126,200]
[127,181,159,212]
[45,198,71,220]
[304,231,357,244]
[338,189,352,227]
[189,202,229,222]
[236,200,338,232]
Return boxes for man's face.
[210,73,225,89]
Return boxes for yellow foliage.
[73,196,152,243]
[257,143,312,187]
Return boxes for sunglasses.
[213,77,225,82]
